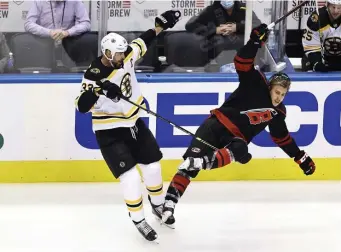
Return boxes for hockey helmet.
[268,72,291,90]
[101,33,128,61]
[220,0,234,9]
[327,0,341,5]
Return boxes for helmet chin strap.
[103,53,117,67]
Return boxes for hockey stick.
[260,0,309,39]
[119,96,218,151]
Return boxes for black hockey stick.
[119,96,218,151]
[260,0,309,39]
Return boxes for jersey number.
[82,83,94,91]
[303,29,313,41]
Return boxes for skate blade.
[154,215,175,229]
[160,212,175,229]
[161,222,175,229]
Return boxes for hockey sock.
[119,167,145,223]
[165,170,192,204]
[139,162,164,206]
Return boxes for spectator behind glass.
[185,0,261,62]
[24,0,95,67]
[0,33,10,74]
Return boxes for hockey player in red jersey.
[161,23,316,225]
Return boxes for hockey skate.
[133,218,159,242]
[161,200,176,227]
[148,195,175,229]
[129,212,158,242]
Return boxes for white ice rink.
[0,182,340,252]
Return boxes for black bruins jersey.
[303,6,341,70]
[210,40,300,157]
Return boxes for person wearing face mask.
[185,0,261,58]
[302,0,341,72]
[161,24,316,226]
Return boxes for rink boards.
[0,73,340,182]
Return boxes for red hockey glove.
[294,150,316,175]
[250,23,269,47]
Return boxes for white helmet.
[101,33,128,61]
[327,0,341,5]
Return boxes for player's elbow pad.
[76,91,99,114]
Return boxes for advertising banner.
[0,75,340,182]
[0,0,324,32]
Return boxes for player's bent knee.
[119,166,141,185]
[139,162,161,178]
[228,138,252,164]
[178,158,200,178]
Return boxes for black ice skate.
[133,218,159,242]
[148,195,175,229]
[161,200,176,227]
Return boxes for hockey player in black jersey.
[75,10,180,242]
[302,0,341,72]
[161,24,316,225]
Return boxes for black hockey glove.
[313,61,328,72]
[155,10,181,30]
[294,150,316,175]
[97,80,122,100]
[250,23,269,47]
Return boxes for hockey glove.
[313,61,328,72]
[294,150,316,175]
[250,23,269,47]
[155,10,181,30]
[97,80,122,100]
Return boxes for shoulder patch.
[307,11,320,31]
[311,13,318,23]
[90,68,101,74]
[83,57,113,81]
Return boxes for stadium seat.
[61,32,98,72]
[162,31,209,72]
[10,33,54,73]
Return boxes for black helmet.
[268,72,291,90]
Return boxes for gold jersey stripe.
[92,96,144,117]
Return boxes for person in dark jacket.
[185,0,261,59]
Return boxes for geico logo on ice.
[75,91,341,149]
